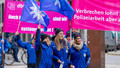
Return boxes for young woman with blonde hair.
[51,28,73,68]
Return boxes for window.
[111,31,115,39]
[2,3,4,23]
[0,4,2,23]
[118,32,120,38]
[28,34,32,41]
[22,34,26,42]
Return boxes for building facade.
[0,0,4,27]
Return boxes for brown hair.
[54,34,68,51]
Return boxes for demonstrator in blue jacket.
[0,29,11,68]
[69,33,91,68]
[52,28,73,68]
[35,28,54,68]
[14,25,40,68]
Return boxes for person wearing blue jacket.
[15,29,38,68]
[0,29,11,68]
[69,33,91,68]
[35,28,54,68]
[52,28,73,68]
[6,33,20,62]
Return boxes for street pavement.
[5,65,27,68]
[5,49,120,68]
[5,48,27,68]
[5,60,27,68]
[105,50,120,68]
[107,50,120,55]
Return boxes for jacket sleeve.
[4,39,11,53]
[51,42,59,61]
[16,35,28,49]
[35,29,40,51]
[52,55,59,61]
[86,48,91,67]
[67,58,72,66]
[67,48,73,65]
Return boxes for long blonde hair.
[54,34,68,51]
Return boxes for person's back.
[7,34,20,62]
[15,33,36,68]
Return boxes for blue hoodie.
[16,35,36,64]
[0,38,11,64]
[69,44,91,68]
[51,41,72,68]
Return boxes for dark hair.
[55,28,63,36]
[74,33,81,39]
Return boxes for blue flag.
[20,0,50,31]
[40,0,75,20]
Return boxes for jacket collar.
[41,42,49,49]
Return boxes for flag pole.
[17,21,21,32]
[70,21,72,47]
[39,11,41,27]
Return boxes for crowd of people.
[0,25,91,68]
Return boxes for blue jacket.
[11,35,18,49]
[16,36,36,64]
[35,29,53,68]
[0,38,11,64]
[51,42,71,68]
[69,44,91,68]
[39,42,53,68]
